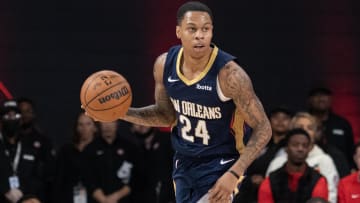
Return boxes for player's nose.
[195,30,205,39]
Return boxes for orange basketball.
[80,70,132,122]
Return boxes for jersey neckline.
[176,45,219,86]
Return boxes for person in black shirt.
[307,87,355,168]
[130,124,175,203]
[0,100,45,202]
[89,121,143,203]
[53,111,98,203]
[17,97,56,203]
[315,122,350,178]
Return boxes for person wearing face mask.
[0,100,45,203]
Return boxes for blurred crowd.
[0,87,359,203]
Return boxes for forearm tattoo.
[224,63,272,173]
[124,90,176,127]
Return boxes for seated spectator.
[258,128,328,203]
[53,111,98,203]
[307,87,354,168]
[316,122,350,177]
[89,120,143,203]
[234,107,292,203]
[337,142,360,203]
[266,112,339,203]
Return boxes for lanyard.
[12,142,22,174]
[0,132,22,174]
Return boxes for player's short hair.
[284,128,311,146]
[177,1,213,25]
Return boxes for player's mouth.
[193,44,205,51]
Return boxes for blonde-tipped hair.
[289,112,319,130]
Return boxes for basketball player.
[86,1,271,203]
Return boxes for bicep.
[153,53,176,117]
[219,62,267,128]
[153,53,166,101]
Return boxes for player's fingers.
[217,190,232,203]
[208,186,219,199]
[209,189,225,203]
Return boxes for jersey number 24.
[179,115,210,145]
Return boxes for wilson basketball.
[80,70,132,122]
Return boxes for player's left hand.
[208,171,238,203]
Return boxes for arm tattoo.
[123,53,176,127]
[124,91,176,127]
[223,63,272,173]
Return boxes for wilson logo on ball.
[80,70,132,122]
[98,87,129,104]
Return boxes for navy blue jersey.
[163,45,249,158]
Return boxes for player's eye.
[188,27,196,32]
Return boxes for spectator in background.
[89,121,143,203]
[130,124,175,203]
[259,128,328,203]
[53,111,98,203]
[266,112,339,203]
[17,97,56,202]
[17,98,42,135]
[234,107,293,203]
[315,122,350,178]
[0,100,45,202]
[337,142,360,203]
[307,87,355,168]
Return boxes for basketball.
[80,70,132,122]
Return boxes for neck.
[286,162,306,172]
[182,47,212,72]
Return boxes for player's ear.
[176,26,181,39]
